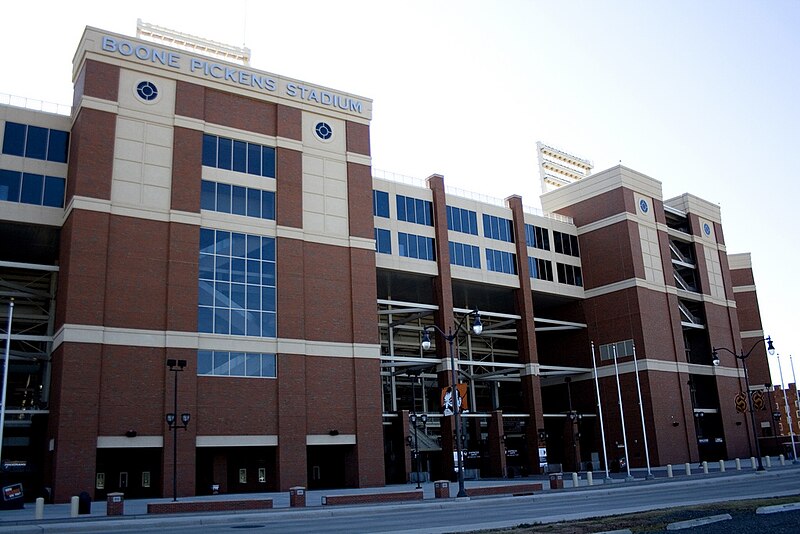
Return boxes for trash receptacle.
[106,492,124,516]
[289,486,306,507]
[78,491,92,514]
[0,483,24,510]
[434,480,450,499]
[549,473,564,490]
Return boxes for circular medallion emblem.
[703,223,711,236]
[639,199,649,213]
[136,81,158,101]
[314,122,333,140]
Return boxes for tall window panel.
[374,228,392,254]
[202,134,276,179]
[198,351,277,378]
[373,190,390,218]
[198,228,276,338]
[556,262,583,286]
[483,214,514,242]
[201,180,275,220]
[396,195,433,226]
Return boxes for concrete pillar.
[586,471,594,486]
[572,472,579,487]
[719,460,725,472]
[702,461,708,474]
[70,496,79,517]
[667,464,673,478]
[735,458,741,470]
[685,463,691,476]
[35,498,44,520]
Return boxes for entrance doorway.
[95,448,161,500]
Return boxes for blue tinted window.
[261,191,275,220]
[373,190,389,218]
[199,228,276,338]
[43,176,65,208]
[233,140,247,173]
[232,186,247,215]
[198,350,213,374]
[20,173,44,205]
[202,134,217,167]
[47,129,69,163]
[0,170,21,202]
[375,228,391,254]
[261,146,276,178]
[247,188,261,218]
[216,183,231,213]
[449,241,481,269]
[2,122,26,156]
[446,206,478,235]
[217,138,232,170]
[247,143,261,175]
[486,248,517,274]
[201,180,216,210]
[483,214,514,242]
[25,126,48,160]
[398,232,434,261]
[397,195,432,226]
[198,350,276,378]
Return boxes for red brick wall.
[204,89,276,135]
[277,353,307,489]
[277,105,302,141]
[276,148,303,228]
[195,375,279,435]
[81,60,120,102]
[175,80,205,119]
[347,162,374,239]
[553,188,631,227]
[171,127,202,213]
[345,121,370,156]
[166,223,199,332]
[577,221,640,289]
[66,107,116,201]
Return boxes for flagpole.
[632,342,653,479]
[591,342,612,482]
[0,298,14,468]
[786,355,799,464]
[612,344,633,481]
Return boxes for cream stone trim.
[306,434,357,445]
[97,436,164,448]
[53,323,381,359]
[173,115,205,131]
[375,254,439,276]
[202,123,277,147]
[77,95,119,115]
[584,277,735,308]
[169,210,201,226]
[0,202,63,228]
[740,330,765,339]
[196,435,278,447]
[590,358,744,379]
[200,211,277,237]
[664,193,722,224]
[346,152,371,167]
[732,285,757,293]
[276,137,304,152]
[728,253,752,270]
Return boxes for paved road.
[71,469,800,534]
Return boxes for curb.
[666,513,732,530]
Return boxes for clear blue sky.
[2,0,798,384]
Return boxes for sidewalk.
[1,461,797,532]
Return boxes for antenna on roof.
[136,19,251,66]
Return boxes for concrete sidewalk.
[1,461,797,532]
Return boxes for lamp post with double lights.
[421,309,482,498]
[407,369,429,488]
[166,359,191,501]
[712,336,775,471]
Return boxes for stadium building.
[0,24,773,501]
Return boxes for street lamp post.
[421,310,482,498]
[408,370,428,489]
[712,336,775,472]
[166,359,191,501]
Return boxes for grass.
[467,495,800,533]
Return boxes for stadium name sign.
[100,36,363,114]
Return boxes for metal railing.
[0,92,71,116]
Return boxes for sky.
[1,0,798,385]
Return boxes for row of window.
[483,214,514,243]
[449,241,481,269]
[598,339,634,361]
[2,122,69,163]
[398,232,436,261]
[373,190,390,218]
[525,224,550,251]
[198,351,277,378]
[554,231,580,257]
[0,169,65,208]
[486,249,517,275]
[200,180,275,220]
[198,228,276,337]
[447,206,479,235]
[529,257,553,282]
[202,134,276,178]
[397,194,433,226]
[557,262,583,286]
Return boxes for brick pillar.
[486,411,507,478]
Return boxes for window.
[599,340,634,361]
[0,169,65,208]
[449,241,481,269]
[202,134,275,178]
[528,256,553,281]
[198,350,277,378]
[374,228,391,254]
[486,248,517,275]
[446,206,478,235]
[483,214,514,242]
[554,231,580,257]
[525,224,550,250]
[398,232,435,261]
[556,262,583,286]
[2,122,69,163]
[396,195,432,226]
[201,180,275,220]
[198,228,276,337]
[373,190,390,218]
